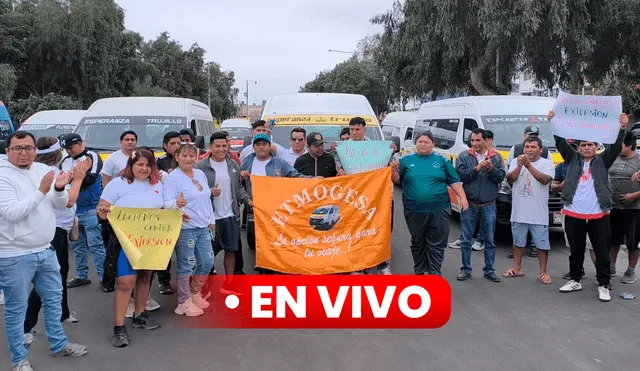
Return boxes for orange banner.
[252,168,392,275]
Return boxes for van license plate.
[553,212,562,225]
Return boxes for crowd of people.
[0,111,636,370]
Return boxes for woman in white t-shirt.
[23,137,89,339]
[163,143,215,317]
[97,148,166,348]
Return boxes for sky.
[114,0,395,105]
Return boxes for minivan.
[18,110,86,140]
[381,111,417,157]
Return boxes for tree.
[0,64,17,101]
[300,58,388,114]
[8,93,81,124]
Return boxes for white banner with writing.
[551,91,622,144]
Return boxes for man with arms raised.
[0,131,88,371]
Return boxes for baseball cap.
[60,133,82,149]
[252,133,271,145]
[307,132,325,147]
[524,125,540,135]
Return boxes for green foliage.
[0,0,236,120]
[0,64,17,101]
[9,93,81,124]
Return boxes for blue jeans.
[175,228,214,304]
[71,209,105,280]
[460,203,496,274]
[0,248,68,366]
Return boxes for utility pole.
[246,80,257,118]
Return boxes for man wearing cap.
[59,133,108,291]
[505,125,550,259]
[240,133,309,270]
[294,132,338,178]
[239,120,285,163]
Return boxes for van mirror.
[194,135,205,150]
[391,136,401,153]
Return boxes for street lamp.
[328,49,354,54]
[245,80,257,117]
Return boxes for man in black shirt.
[294,132,338,178]
[156,131,181,173]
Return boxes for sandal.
[502,268,525,278]
[538,273,552,285]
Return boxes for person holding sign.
[391,131,468,275]
[97,148,166,347]
[163,143,216,317]
[550,110,628,302]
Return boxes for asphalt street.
[1,188,638,371]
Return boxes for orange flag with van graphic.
[252,167,392,275]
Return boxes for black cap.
[307,132,325,147]
[60,133,82,149]
[524,125,540,135]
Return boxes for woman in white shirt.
[97,148,165,348]
[163,143,215,317]
[23,137,88,340]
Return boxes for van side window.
[430,119,459,150]
[413,119,430,143]
[463,118,478,146]
[381,125,393,140]
[404,127,413,141]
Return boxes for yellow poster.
[262,114,377,126]
[252,168,392,274]
[108,207,183,270]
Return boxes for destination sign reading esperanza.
[81,116,187,125]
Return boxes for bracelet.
[54,185,65,192]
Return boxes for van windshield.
[271,126,382,149]
[0,120,12,141]
[20,124,77,140]
[74,116,187,150]
[481,115,555,149]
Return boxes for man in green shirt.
[392,131,468,274]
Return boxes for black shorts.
[610,208,640,250]
[213,217,240,253]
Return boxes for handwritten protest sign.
[551,91,622,144]
[252,168,392,274]
[336,140,393,174]
[108,207,183,270]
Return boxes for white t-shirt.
[563,160,603,217]
[209,159,235,220]
[101,177,164,208]
[475,151,488,162]
[101,150,130,179]
[51,166,76,231]
[163,168,215,229]
[279,148,306,167]
[251,158,270,176]
[509,157,555,225]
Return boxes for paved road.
[2,188,639,371]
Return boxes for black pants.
[24,228,70,332]
[102,222,119,290]
[155,261,172,286]
[565,214,611,286]
[404,208,451,275]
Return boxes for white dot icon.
[225,294,240,309]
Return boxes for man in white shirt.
[279,127,307,166]
[101,130,137,188]
[239,120,285,163]
[503,136,555,284]
[0,131,88,371]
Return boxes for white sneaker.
[448,239,461,249]
[559,280,582,293]
[191,292,210,309]
[24,332,34,348]
[175,298,204,317]
[145,297,161,312]
[378,267,392,275]
[472,241,484,251]
[64,311,79,323]
[0,289,4,305]
[598,286,611,302]
[125,298,135,319]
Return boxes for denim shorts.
[511,222,550,250]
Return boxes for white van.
[18,110,86,140]
[73,97,214,158]
[412,95,564,227]
[260,93,392,149]
[381,111,417,157]
[220,118,252,154]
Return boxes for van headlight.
[499,179,512,195]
